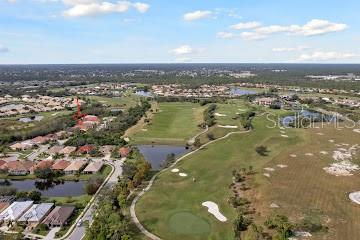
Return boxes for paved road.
[27,145,49,161]
[67,159,124,240]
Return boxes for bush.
[84,176,104,195]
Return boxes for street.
[67,159,124,240]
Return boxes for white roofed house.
[18,203,54,230]
[0,201,33,223]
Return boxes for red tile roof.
[77,145,94,154]
[118,147,131,157]
[51,160,71,170]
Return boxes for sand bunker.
[280,131,286,134]
[328,139,335,143]
[264,167,275,172]
[320,151,328,155]
[215,113,227,117]
[305,153,314,156]
[323,144,360,176]
[179,173,188,177]
[349,192,360,205]
[353,129,360,134]
[141,129,148,132]
[279,127,285,130]
[277,164,288,168]
[202,201,227,222]
[281,135,289,138]
[263,173,271,178]
[290,154,297,158]
[294,231,312,237]
[218,125,238,129]
[171,168,179,173]
[270,203,279,208]
[316,133,324,136]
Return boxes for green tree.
[28,191,42,202]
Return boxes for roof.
[83,161,103,173]
[60,146,77,155]
[64,160,87,172]
[48,145,64,154]
[32,136,48,144]
[83,115,100,122]
[30,160,53,172]
[0,202,10,213]
[1,161,34,172]
[18,203,54,222]
[0,201,33,221]
[0,160,6,167]
[42,206,75,225]
[77,145,94,154]
[119,147,131,157]
[51,160,71,170]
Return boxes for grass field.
[87,95,140,108]
[135,103,360,240]
[135,108,306,240]
[129,102,205,145]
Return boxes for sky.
[0,0,360,64]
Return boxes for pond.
[230,87,257,96]
[135,90,153,97]
[281,110,337,127]
[18,115,44,123]
[136,145,189,170]
[0,179,85,197]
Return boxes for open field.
[86,95,140,108]
[135,102,360,240]
[129,102,205,145]
[135,109,306,240]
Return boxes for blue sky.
[0,0,359,64]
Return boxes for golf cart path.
[130,129,251,240]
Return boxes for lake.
[1,179,85,197]
[281,110,337,127]
[135,90,153,97]
[136,145,189,170]
[230,87,257,96]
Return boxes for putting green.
[168,212,211,235]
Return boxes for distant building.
[118,147,131,158]
[1,161,34,176]
[30,160,54,174]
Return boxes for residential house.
[77,145,94,155]
[254,97,277,107]
[119,147,131,158]
[83,161,104,174]
[0,202,10,213]
[9,140,35,151]
[42,206,75,228]
[0,201,33,222]
[32,136,49,145]
[18,203,54,229]
[59,146,77,156]
[1,161,34,176]
[64,160,87,174]
[30,160,53,174]
[51,160,71,171]
[48,145,64,155]
[0,160,7,168]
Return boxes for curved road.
[130,129,251,240]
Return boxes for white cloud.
[225,19,348,41]
[62,1,149,17]
[216,32,236,39]
[241,32,266,41]
[0,45,9,53]
[133,2,149,13]
[272,46,309,52]
[298,51,356,61]
[183,10,212,21]
[230,21,261,30]
[170,45,193,55]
